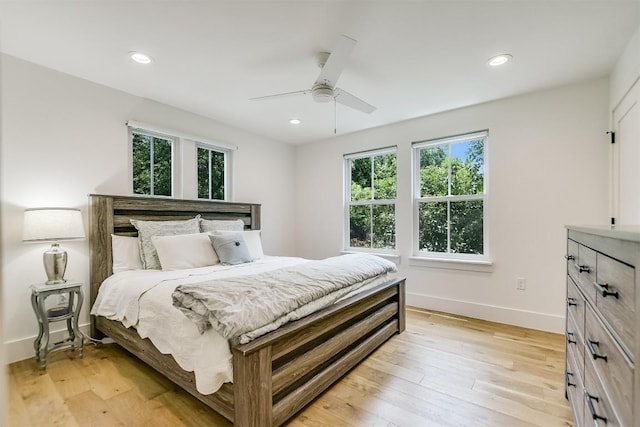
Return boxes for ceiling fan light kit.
[311,84,334,103]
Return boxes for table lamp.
[23,208,85,284]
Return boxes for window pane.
[132,133,151,195]
[153,137,172,196]
[373,154,396,200]
[350,205,371,248]
[450,200,483,254]
[372,204,395,249]
[197,147,209,199]
[351,157,372,201]
[210,151,225,200]
[451,140,484,196]
[418,202,447,252]
[419,146,448,197]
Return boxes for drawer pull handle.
[566,371,576,387]
[586,339,608,362]
[575,263,590,273]
[585,393,608,423]
[567,332,576,345]
[565,254,575,261]
[593,282,619,299]
[567,297,578,307]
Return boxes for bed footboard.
[232,276,405,426]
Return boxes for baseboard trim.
[7,297,564,363]
[5,323,91,364]
[407,292,565,334]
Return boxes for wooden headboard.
[88,194,261,314]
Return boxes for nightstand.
[30,280,84,369]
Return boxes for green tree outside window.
[132,132,172,197]
[197,147,226,200]
[347,150,397,250]
[416,135,486,255]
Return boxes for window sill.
[408,256,493,273]
[341,251,401,264]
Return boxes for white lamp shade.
[23,208,86,242]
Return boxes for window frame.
[412,130,489,262]
[343,146,398,254]
[129,127,177,198]
[196,143,231,201]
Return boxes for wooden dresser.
[565,226,640,427]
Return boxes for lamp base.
[44,243,67,285]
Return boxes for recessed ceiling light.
[289,118,301,125]
[130,51,152,64]
[488,54,512,67]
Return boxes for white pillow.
[151,232,220,271]
[130,217,200,269]
[212,230,264,260]
[111,234,143,273]
[199,218,245,233]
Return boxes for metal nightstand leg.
[30,293,44,362]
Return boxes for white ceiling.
[1,1,638,145]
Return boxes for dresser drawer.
[567,276,585,336]
[584,304,632,427]
[566,343,584,427]
[584,357,623,427]
[595,253,635,358]
[577,245,597,302]
[567,310,584,380]
[567,239,580,283]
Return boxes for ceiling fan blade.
[315,35,357,88]
[249,89,311,101]
[334,88,376,114]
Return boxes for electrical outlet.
[58,294,69,305]
[517,277,526,290]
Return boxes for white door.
[612,79,640,225]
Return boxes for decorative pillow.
[130,217,200,269]
[111,234,143,273]
[152,232,219,271]
[212,230,264,260]
[199,218,245,233]
[209,233,252,265]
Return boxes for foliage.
[197,148,225,200]
[418,139,484,254]
[132,133,172,196]
[349,153,397,249]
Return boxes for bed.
[88,194,406,426]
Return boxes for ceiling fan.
[250,35,376,114]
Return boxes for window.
[131,129,175,197]
[128,121,235,200]
[344,147,397,251]
[197,145,227,200]
[413,131,487,260]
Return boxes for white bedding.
[91,256,393,394]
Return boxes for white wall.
[1,54,297,363]
[610,23,640,111]
[294,78,610,333]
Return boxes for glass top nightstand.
[30,280,84,369]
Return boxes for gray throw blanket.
[172,253,397,344]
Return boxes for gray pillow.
[209,233,252,265]
[130,217,200,269]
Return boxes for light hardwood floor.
[8,308,573,426]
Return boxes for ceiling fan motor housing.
[312,84,334,103]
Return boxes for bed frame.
[88,194,406,426]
